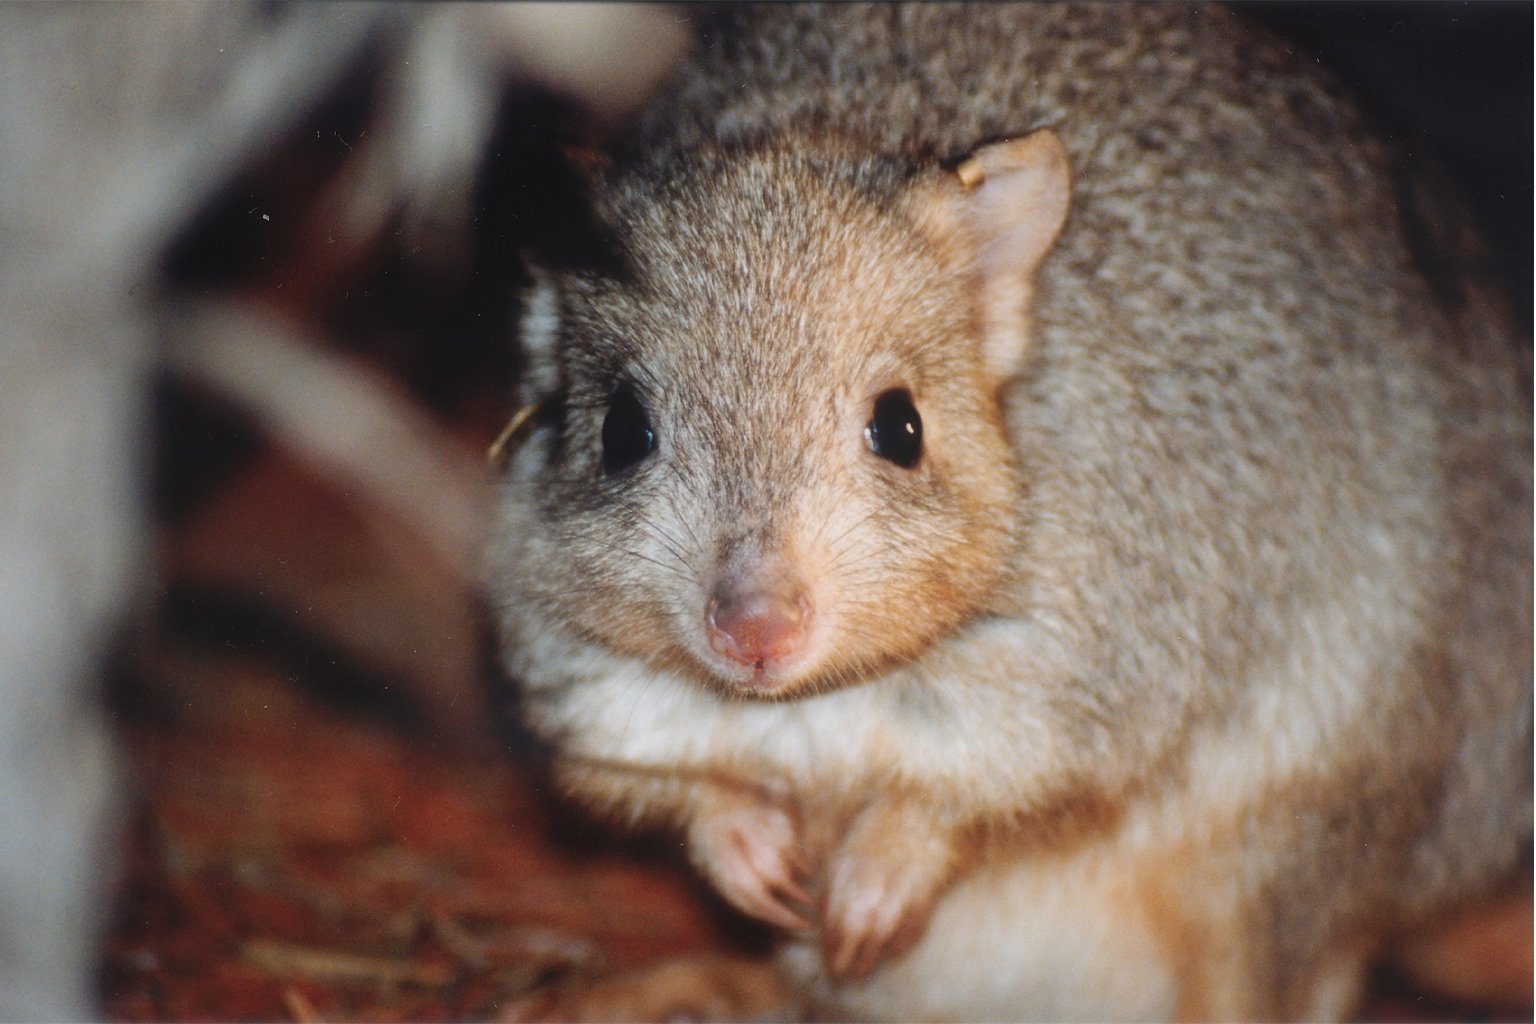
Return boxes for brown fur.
[487,4,1531,1019]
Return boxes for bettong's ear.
[517,260,562,389]
[488,261,561,469]
[914,129,1071,377]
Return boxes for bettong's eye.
[601,383,656,474]
[865,388,923,468]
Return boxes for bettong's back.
[495,5,1531,1019]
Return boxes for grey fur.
[491,5,1529,1019]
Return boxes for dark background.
[1243,1,1532,329]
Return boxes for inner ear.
[913,129,1072,377]
[516,261,564,405]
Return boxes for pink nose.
[706,584,811,670]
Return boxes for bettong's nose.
[706,565,812,671]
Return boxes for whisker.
[637,519,696,575]
[818,508,881,560]
[614,545,696,587]
[611,658,659,758]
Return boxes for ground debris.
[100,664,732,1022]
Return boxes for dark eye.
[600,383,656,475]
[865,388,923,468]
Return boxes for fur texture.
[489,5,1531,1019]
